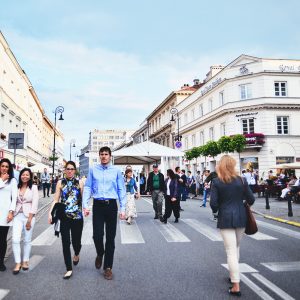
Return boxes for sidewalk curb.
[253,210,300,228]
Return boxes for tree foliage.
[231,134,246,153]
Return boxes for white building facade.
[0,31,64,172]
[177,55,300,177]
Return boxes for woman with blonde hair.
[210,155,255,297]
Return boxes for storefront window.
[276,156,294,164]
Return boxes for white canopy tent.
[30,163,50,173]
[271,162,300,169]
[112,141,185,175]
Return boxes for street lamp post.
[69,139,76,160]
[52,106,64,193]
[170,107,182,148]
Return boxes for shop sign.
[279,64,300,72]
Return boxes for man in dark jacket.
[147,164,165,219]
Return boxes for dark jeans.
[0,226,9,266]
[93,200,118,270]
[163,195,180,220]
[43,183,50,197]
[60,218,83,271]
[178,185,187,201]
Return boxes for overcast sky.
[1,0,300,157]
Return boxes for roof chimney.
[193,79,200,86]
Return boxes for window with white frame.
[184,113,188,124]
[200,131,204,145]
[219,91,224,106]
[208,98,213,112]
[274,82,287,97]
[191,108,195,120]
[209,127,214,140]
[199,104,203,117]
[220,122,226,136]
[277,116,289,135]
[242,118,254,134]
[192,134,196,147]
[240,84,252,100]
[184,137,189,150]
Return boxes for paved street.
[1,197,300,300]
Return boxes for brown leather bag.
[240,176,258,235]
[244,203,258,235]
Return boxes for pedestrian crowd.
[0,149,259,297]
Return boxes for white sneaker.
[127,217,132,224]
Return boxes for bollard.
[265,186,270,209]
[287,192,293,217]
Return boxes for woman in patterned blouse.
[48,161,84,279]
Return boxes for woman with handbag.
[124,169,139,225]
[210,155,255,297]
[12,168,39,274]
[48,161,84,279]
[0,158,18,272]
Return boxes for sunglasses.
[66,168,75,171]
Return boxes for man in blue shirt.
[83,146,126,280]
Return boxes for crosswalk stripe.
[0,289,9,300]
[119,220,145,244]
[222,263,258,273]
[82,220,93,245]
[240,273,274,300]
[152,220,190,243]
[251,273,295,300]
[257,220,300,240]
[32,226,57,246]
[261,261,300,272]
[248,232,277,240]
[28,255,45,271]
[181,219,222,241]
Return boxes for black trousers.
[0,226,9,266]
[92,200,118,270]
[164,195,180,220]
[60,218,83,271]
[43,183,50,197]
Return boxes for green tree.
[218,136,235,153]
[205,141,221,158]
[230,134,246,173]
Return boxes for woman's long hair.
[18,168,33,189]
[216,155,238,183]
[167,169,176,180]
[0,158,14,184]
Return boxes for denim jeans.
[202,189,210,207]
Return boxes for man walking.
[83,147,126,280]
[147,164,165,219]
[175,167,186,211]
[41,168,50,197]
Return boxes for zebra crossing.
[31,215,295,246]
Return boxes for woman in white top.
[0,158,18,272]
[12,168,39,274]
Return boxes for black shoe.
[154,216,159,219]
[160,216,167,224]
[63,271,73,279]
[0,264,6,272]
[179,208,184,211]
[174,218,179,223]
[73,256,79,266]
[228,288,241,297]
[95,255,103,269]
[12,265,21,275]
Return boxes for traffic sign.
[175,140,182,149]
